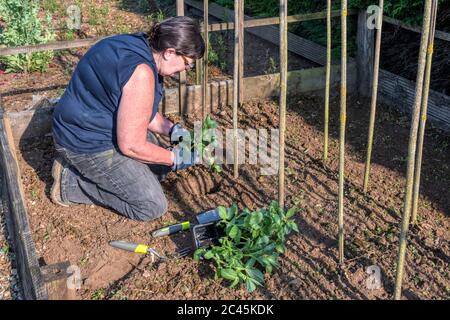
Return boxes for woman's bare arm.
[116,64,174,166]
[148,112,174,136]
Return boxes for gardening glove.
[169,123,191,145]
[169,144,201,171]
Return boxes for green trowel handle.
[152,221,191,237]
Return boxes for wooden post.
[338,0,348,266]
[278,0,287,208]
[411,0,438,224]
[323,0,332,161]
[177,0,187,115]
[363,0,384,193]
[238,0,245,106]
[356,9,375,97]
[233,0,239,179]
[394,0,433,300]
[197,56,203,85]
[203,0,209,118]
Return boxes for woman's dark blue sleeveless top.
[52,32,163,153]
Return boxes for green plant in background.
[144,9,166,25]
[41,0,63,15]
[209,34,227,71]
[91,288,106,300]
[88,6,109,26]
[194,201,299,292]
[137,0,153,14]
[0,0,56,72]
[266,56,277,75]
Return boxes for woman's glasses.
[180,55,195,71]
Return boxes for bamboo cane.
[203,0,209,119]
[238,0,245,106]
[323,0,331,161]
[411,0,438,224]
[279,0,288,208]
[394,0,433,300]
[363,0,384,193]
[177,0,187,116]
[338,0,347,266]
[234,0,244,179]
[233,0,239,179]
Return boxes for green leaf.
[193,249,204,261]
[291,222,299,233]
[257,256,270,267]
[228,225,239,239]
[250,211,263,226]
[220,268,238,281]
[230,277,240,288]
[245,278,257,293]
[246,267,264,285]
[275,244,285,253]
[265,255,278,266]
[258,236,269,246]
[228,204,238,220]
[272,214,281,224]
[245,258,257,269]
[218,206,228,220]
[286,207,298,219]
[204,250,214,259]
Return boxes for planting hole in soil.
[176,171,223,196]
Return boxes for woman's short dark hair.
[148,16,205,60]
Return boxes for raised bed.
[3,93,449,300]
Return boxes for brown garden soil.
[16,94,449,300]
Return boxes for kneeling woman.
[51,17,204,221]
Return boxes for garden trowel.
[151,207,222,237]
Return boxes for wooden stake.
[177,0,187,116]
[394,0,433,300]
[338,0,348,266]
[279,0,287,208]
[203,0,209,119]
[323,0,332,162]
[233,0,239,179]
[411,0,438,224]
[238,0,245,106]
[363,0,384,193]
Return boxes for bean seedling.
[194,201,299,292]
[183,114,222,173]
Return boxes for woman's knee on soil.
[128,196,168,222]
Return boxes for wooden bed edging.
[0,105,48,300]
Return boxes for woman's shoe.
[50,157,70,207]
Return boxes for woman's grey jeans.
[54,133,171,221]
